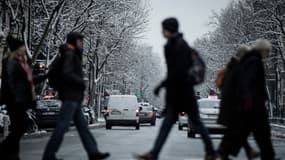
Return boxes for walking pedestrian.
[235,39,276,160]
[42,32,110,160]
[0,35,47,160]
[216,46,259,160]
[135,18,217,160]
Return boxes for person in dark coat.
[0,35,47,160]
[136,18,216,160]
[235,39,276,160]
[217,46,259,160]
[42,32,109,160]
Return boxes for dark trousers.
[150,105,215,158]
[0,104,29,159]
[220,109,275,160]
[42,100,99,160]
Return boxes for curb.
[271,123,285,139]
[0,122,105,140]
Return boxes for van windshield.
[108,96,137,109]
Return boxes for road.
[20,119,285,160]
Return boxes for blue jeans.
[42,100,99,160]
[150,105,215,158]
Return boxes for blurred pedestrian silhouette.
[42,32,109,160]
[136,18,217,160]
[0,35,47,160]
[216,46,259,160]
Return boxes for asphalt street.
[19,119,285,160]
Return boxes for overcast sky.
[142,0,231,55]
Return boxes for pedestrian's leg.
[150,108,178,158]
[1,106,29,157]
[42,101,77,160]
[73,103,99,155]
[252,112,275,160]
[188,105,215,155]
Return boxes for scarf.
[15,54,36,101]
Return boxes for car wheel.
[106,124,112,130]
[151,120,156,126]
[178,124,183,130]
[187,131,196,138]
[135,123,140,130]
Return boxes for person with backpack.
[42,32,110,160]
[216,46,259,160]
[0,35,47,160]
[136,18,216,160]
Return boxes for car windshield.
[37,100,61,108]
[198,100,220,108]
[142,107,153,111]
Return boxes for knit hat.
[67,32,84,46]
[6,35,25,52]
[252,39,272,58]
[234,45,250,60]
[162,18,179,33]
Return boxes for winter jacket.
[217,58,241,126]
[57,44,85,101]
[239,50,268,113]
[159,33,195,112]
[3,57,46,108]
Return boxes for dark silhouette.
[42,32,109,160]
[136,18,216,160]
[235,39,275,160]
[0,35,47,160]
[217,46,259,160]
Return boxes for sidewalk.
[0,121,105,141]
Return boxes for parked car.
[138,104,156,126]
[187,98,225,138]
[178,112,188,130]
[35,100,62,128]
[105,95,140,130]
[82,105,96,124]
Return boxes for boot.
[89,152,110,160]
[134,153,157,160]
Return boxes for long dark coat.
[159,33,195,113]
[218,58,241,126]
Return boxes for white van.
[105,95,140,130]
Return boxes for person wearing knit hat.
[0,35,47,160]
[6,35,25,53]
[136,18,217,160]
[230,39,276,160]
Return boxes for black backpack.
[48,54,63,90]
[188,48,206,85]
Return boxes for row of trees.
[194,0,285,118]
[0,1,164,112]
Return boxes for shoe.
[245,150,260,160]
[89,152,110,160]
[205,154,219,160]
[134,153,157,160]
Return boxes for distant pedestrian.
[0,35,47,160]
[216,46,259,160]
[235,39,276,160]
[42,32,110,160]
[136,18,217,160]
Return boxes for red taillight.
[147,112,154,117]
[180,112,186,116]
